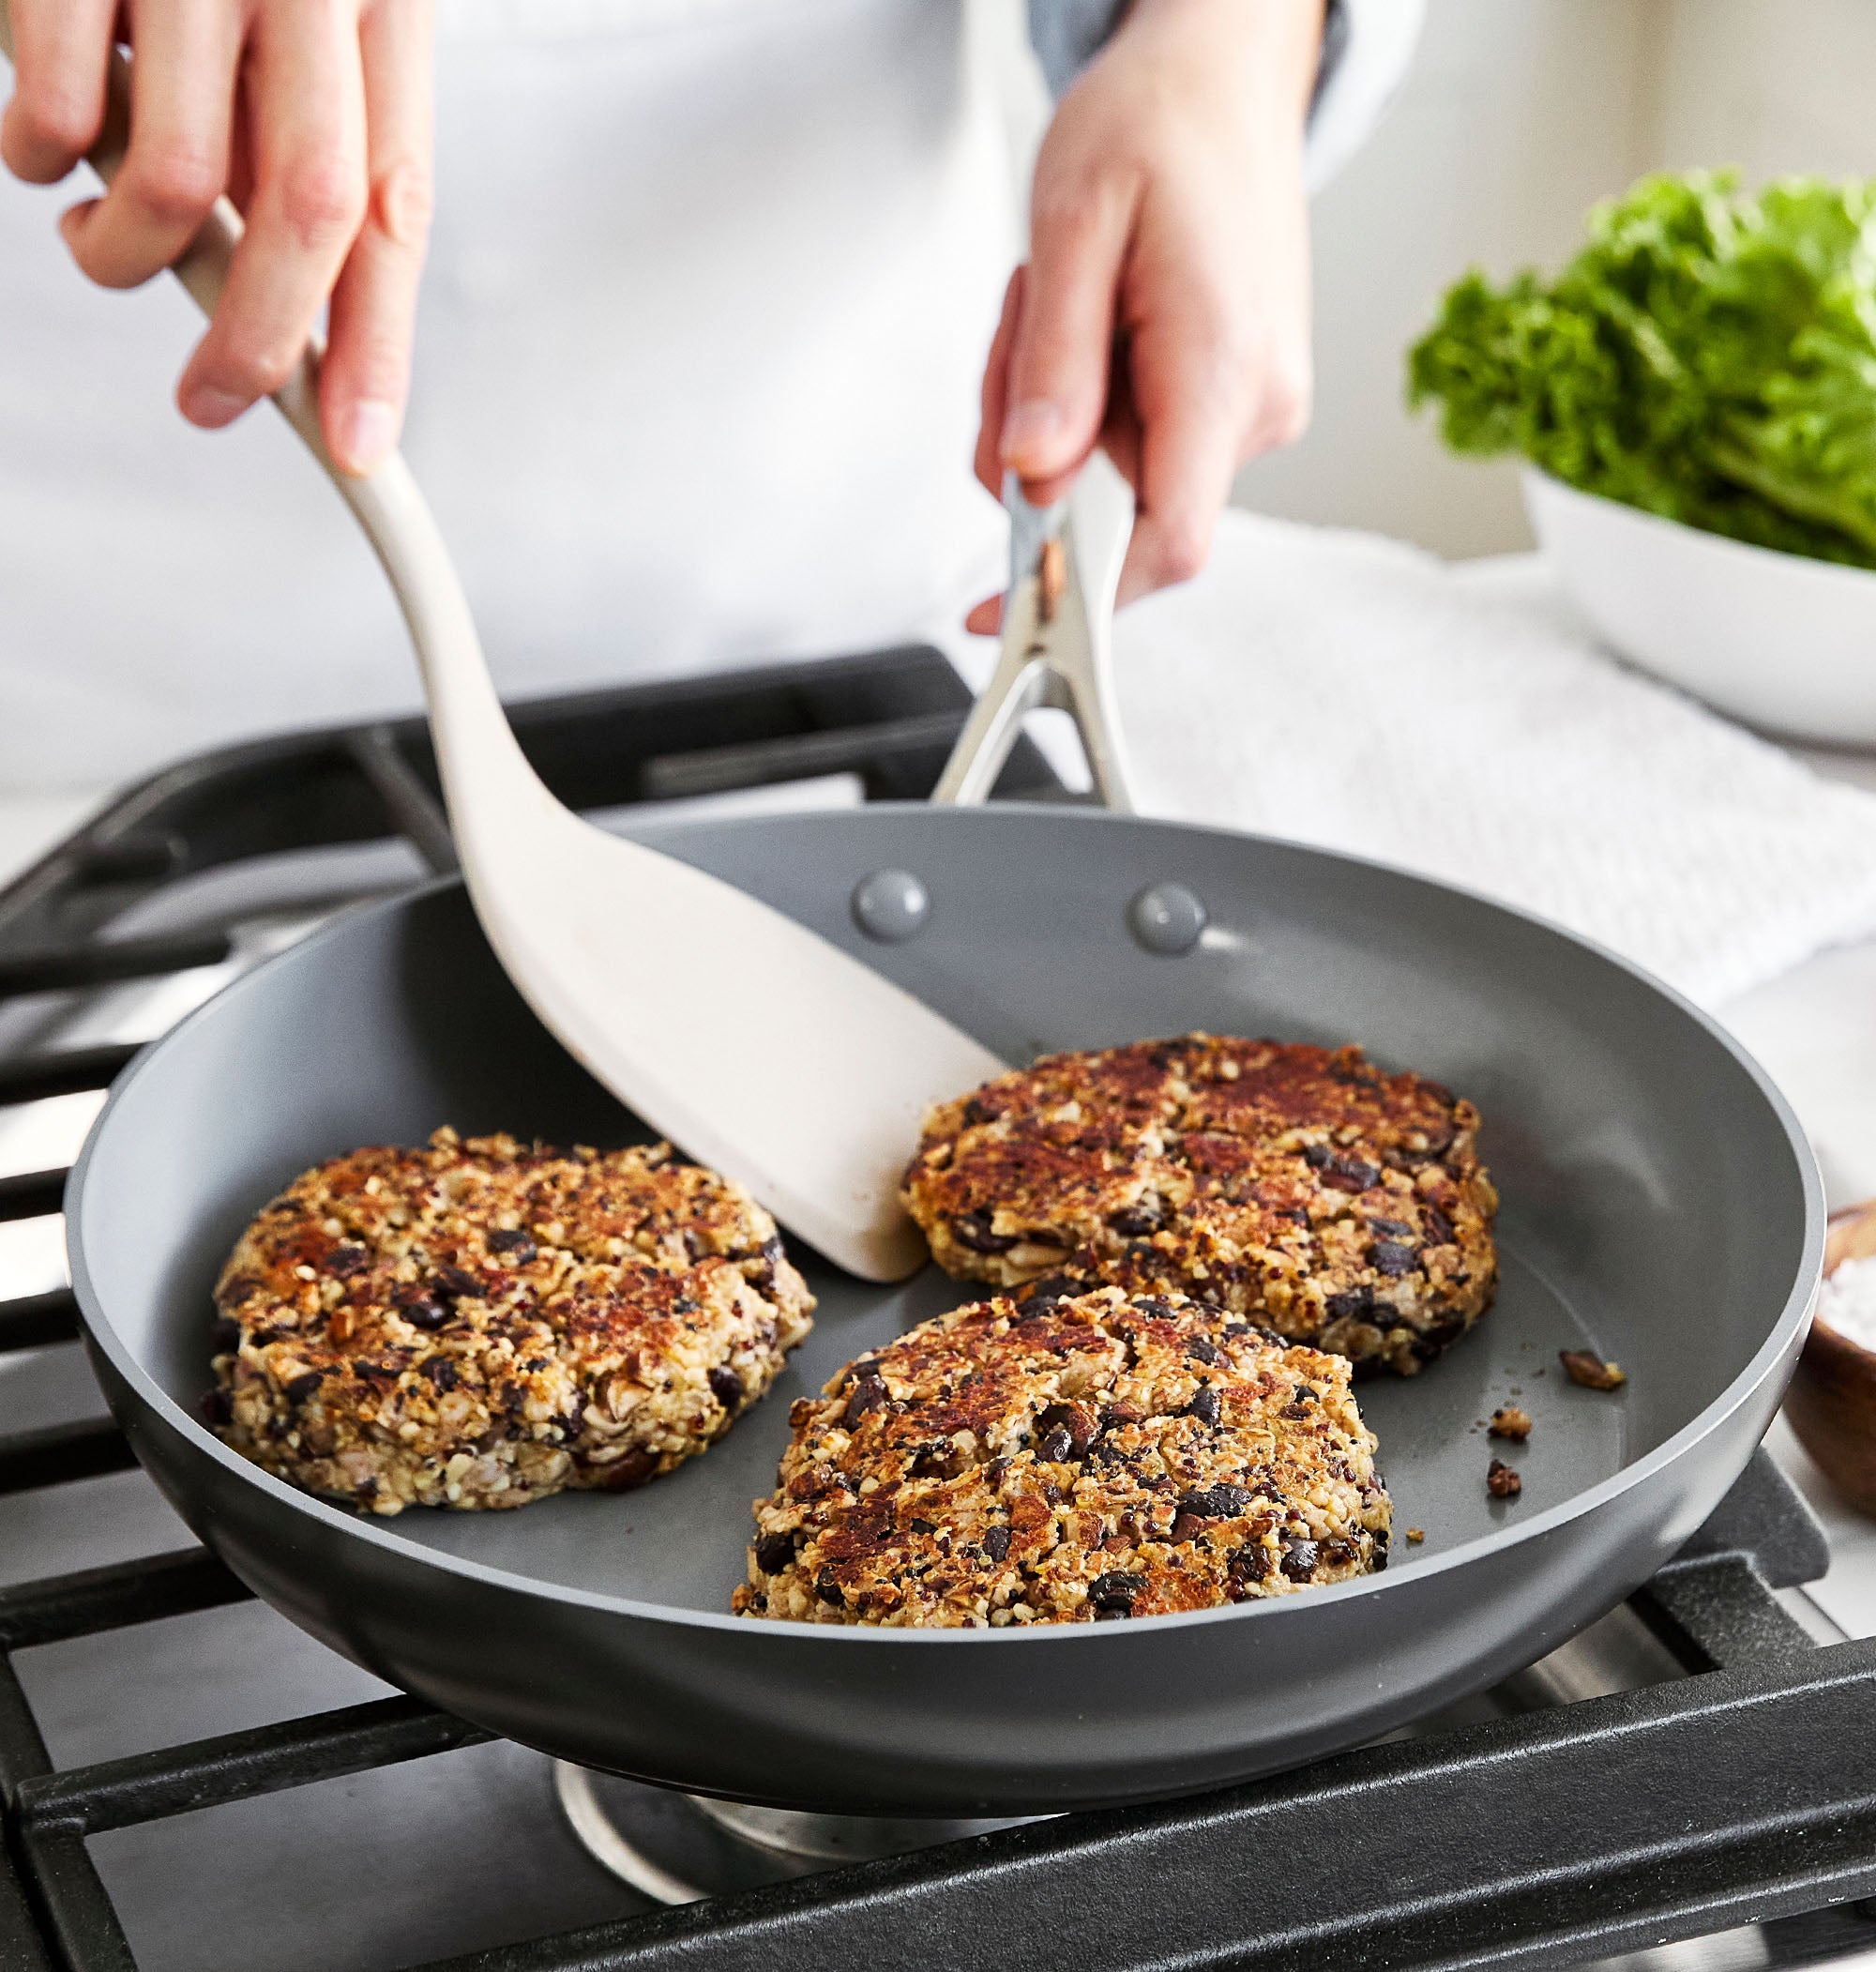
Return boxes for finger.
[1242,328,1313,458]
[1000,170,1132,492]
[1098,387,1143,496]
[176,0,368,430]
[974,265,1023,498]
[964,596,1003,636]
[62,0,238,290]
[225,89,255,211]
[1116,323,1242,607]
[320,0,434,474]
[1096,345,1142,488]
[0,0,113,185]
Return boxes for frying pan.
[65,788,1822,1815]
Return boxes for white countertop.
[1723,740,1876,1213]
[1719,737,1876,1639]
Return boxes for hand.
[1,0,434,476]
[970,0,1322,630]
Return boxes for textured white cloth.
[1116,510,1876,1009]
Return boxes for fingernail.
[335,398,399,476]
[1001,398,1066,467]
[180,386,250,429]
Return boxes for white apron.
[0,0,1018,790]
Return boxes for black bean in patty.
[755,1532,795,1575]
[1185,1385,1221,1427]
[951,1210,1016,1254]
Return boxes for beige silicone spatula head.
[0,8,1005,1281]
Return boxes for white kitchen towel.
[1115,509,1876,1009]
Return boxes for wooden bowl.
[1785,1201,1876,1516]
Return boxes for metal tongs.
[933,456,1136,811]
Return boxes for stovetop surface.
[1,646,1873,1972]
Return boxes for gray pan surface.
[67,806,1822,1814]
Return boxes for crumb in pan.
[207,1130,813,1515]
[734,1284,1390,1628]
[1486,1458,1522,1499]
[900,1034,1498,1374]
[1488,1405,1533,1441]
[1559,1350,1626,1390]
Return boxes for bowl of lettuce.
[1410,170,1876,744]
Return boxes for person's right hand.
[1,0,434,476]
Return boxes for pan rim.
[65,803,1825,1646]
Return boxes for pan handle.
[932,453,1137,812]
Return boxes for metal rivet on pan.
[851,869,930,943]
[1127,882,1206,956]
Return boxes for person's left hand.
[970,0,1323,630]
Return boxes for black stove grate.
[0,647,1872,1971]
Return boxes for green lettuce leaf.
[1408,170,1876,568]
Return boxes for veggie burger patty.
[900,1034,1497,1375]
[734,1284,1391,1628]
[207,1129,813,1515]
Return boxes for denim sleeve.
[1024,0,1415,192]
[1024,0,1127,99]
[1025,0,1348,102]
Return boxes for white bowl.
[1521,466,1876,746]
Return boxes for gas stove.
[1,645,1874,1972]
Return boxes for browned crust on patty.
[734,1285,1390,1628]
[208,1129,813,1514]
[899,1035,1497,1374]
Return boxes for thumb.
[1002,184,1132,501]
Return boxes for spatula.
[0,11,1134,1281]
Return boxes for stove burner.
[554,1762,1034,1904]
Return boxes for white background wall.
[1235,0,1876,559]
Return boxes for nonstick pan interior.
[67,806,1821,1813]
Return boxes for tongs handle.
[933,453,1136,812]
